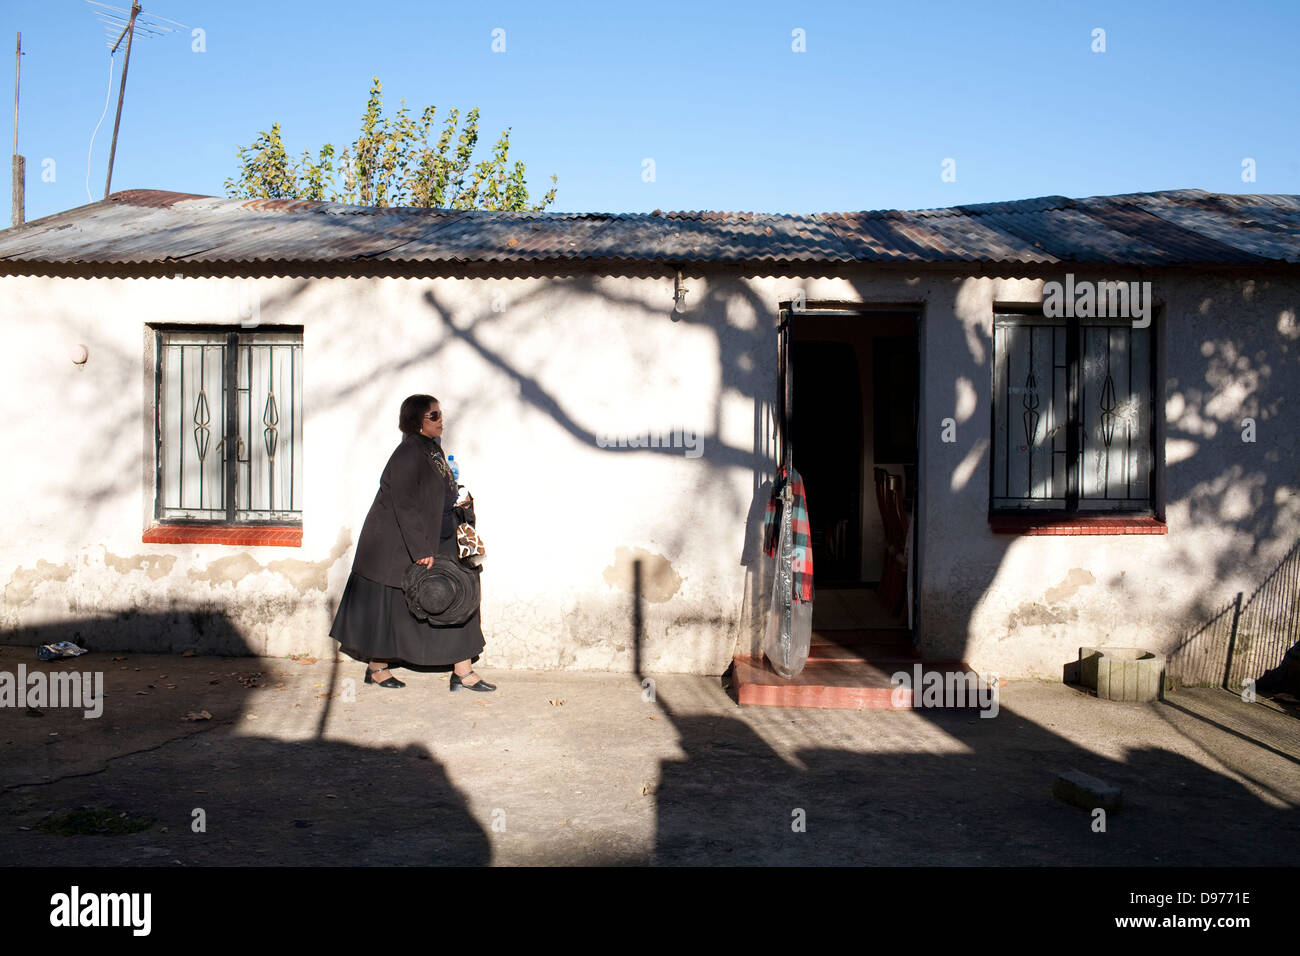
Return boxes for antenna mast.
[11,31,23,226]
[86,1,186,200]
[103,0,140,198]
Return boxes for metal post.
[1221,590,1244,691]
[103,1,141,199]
[11,32,22,226]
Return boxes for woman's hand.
[416,556,435,568]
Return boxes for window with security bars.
[991,313,1153,514]
[154,328,303,523]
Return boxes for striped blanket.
[762,464,814,602]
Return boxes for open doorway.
[783,308,919,632]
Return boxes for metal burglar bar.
[156,328,303,524]
[992,313,1152,514]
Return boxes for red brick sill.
[990,516,1167,536]
[142,525,303,547]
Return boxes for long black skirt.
[330,534,485,667]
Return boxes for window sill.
[142,525,303,547]
[989,516,1167,536]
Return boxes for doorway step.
[731,628,985,710]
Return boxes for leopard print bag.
[456,521,486,566]
[428,446,485,567]
[454,493,485,566]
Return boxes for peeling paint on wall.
[602,547,682,603]
[187,553,263,586]
[104,552,177,580]
[267,529,353,592]
[1044,568,1096,604]
[1003,569,1095,634]
[1006,603,1080,631]
[4,560,75,607]
[187,528,352,590]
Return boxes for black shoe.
[364,665,405,689]
[450,670,496,693]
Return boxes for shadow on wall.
[19,266,1296,674]
[40,278,317,530]
[414,279,781,670]
[408,271,1294,672]
[0,611,491,865]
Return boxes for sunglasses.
[423,410,442,421]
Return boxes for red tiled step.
[733,656,910,710]
[732,655,994,711]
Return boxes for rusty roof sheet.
[0,187,1297,268]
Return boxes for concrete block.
[1078,646,1165,702]
[1053,769,1123,812]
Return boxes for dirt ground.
[2,645,1297,865]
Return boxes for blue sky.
[4,0,1298,221]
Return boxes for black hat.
[402,557,481,626]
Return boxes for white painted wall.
[0,267,1294,677]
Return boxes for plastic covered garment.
[762,480,813,678]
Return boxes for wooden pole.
[11,31,18,155]
[11,31,22,226]
[103,1,141,199]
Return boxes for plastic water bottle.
[448,455,460,482]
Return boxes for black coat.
[350,433,456,588]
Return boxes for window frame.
[987,306,1160,520]
[151,324,304,528]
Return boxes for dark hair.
[399,394,439,435]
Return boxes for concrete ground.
[2,645,1298,865]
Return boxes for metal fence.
[1168,538,1300,691]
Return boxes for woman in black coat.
[329,394,495,692]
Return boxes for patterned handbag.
[456,522,486,565]
[428,443,485,566]
[454,492,486,566]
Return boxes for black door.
[790,340,864,585]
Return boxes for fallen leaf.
[182,710,212,721]
[548,697,565,707]
[181,650,196,657]
[296,657,317,665]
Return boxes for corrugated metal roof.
[1,187,1297,268]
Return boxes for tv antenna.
[84,1,187,199]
